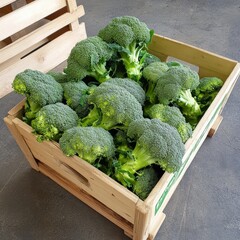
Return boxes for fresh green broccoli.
[98,16,153,81]
[100,78,145,105]
[12,69,63,121]
[47,71,69,83]
[143,52,161,67]
[133,166,162,200]
[64,36,114,83]
[31,103,79,142]
[80,83,143,131]
[194,77,223,112]
[145,104,192,143]
[115,118,185,187]
[59,126,115,164]
[154,65,202,126]
[142,62,169,103]
[61,81,90,118]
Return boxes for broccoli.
[59,126,115,164]
[133,166,162,200]
[145,104,192,143]
[80,83,143,131]
[142,62,169,103]
[143,52,161,68]
[64,36,114,83]
[12,69,63,121]
[154,65,202,126]
[31,103,79,142]
[47,71,69,83]
[114,118,185,187]
[100,78,146,105]
[194,77,223,112]
[98,16,153,81]
[61,81,90,118]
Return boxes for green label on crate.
[154,98,225,216]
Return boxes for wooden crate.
[2,1,240,239]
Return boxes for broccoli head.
[98,16,153,81]
[64,36,114,83]
[145,104,192,143]
[194,77,223,112]
[154,65,202,126]
[31,103,79,142]
[133,166,162,200]
[80,83,143,131]
[142,62,169,103]
[47,71,69,83]
[100,78,146,105]
[115,118,185,187]
[143,52,161,68]
[12,69,63,121]
[61,81,90,118]
[59,126,115,164]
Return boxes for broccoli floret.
[31,103,79,142]
[61,81,90,118]
[98,16,153,81]
[12,69,63,121]
[133,166,162,200]
[145,104,192,143]
[194,77,223,112]
[143,52,161,68]
[59,126,115,164]
[81,84,143,131]
[64,36,114,83]
[100,78,145,105]
[115,118,185,187]
[47,71,69,83]
[154,65,202,126]
[142,62,169,103]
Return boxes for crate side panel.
[149,34,237,78]
[12,118,138,223]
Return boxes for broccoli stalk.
[115,118,185,187]
[176,89,202,124]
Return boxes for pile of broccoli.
[12,15,224,200]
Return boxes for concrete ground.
[1,0,240,239]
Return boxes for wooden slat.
[0,23,87,98]
[0,5,85,65]
[133,201,151,240]
[0,0,16,8]
[0,38,49,71]
[66,0,80,31]
[149,34,237,78]
[0,0,66,41]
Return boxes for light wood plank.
[66,0,80,31]
[133,201,152,240]
[0,23,87,98]
[149,34,237,78]
[0,5,85,65]
[147,213,166,240]
[208,115,223,137]
[0,0,66,41]
[0,0,16,8]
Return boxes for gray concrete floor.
[1,0,240,239]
